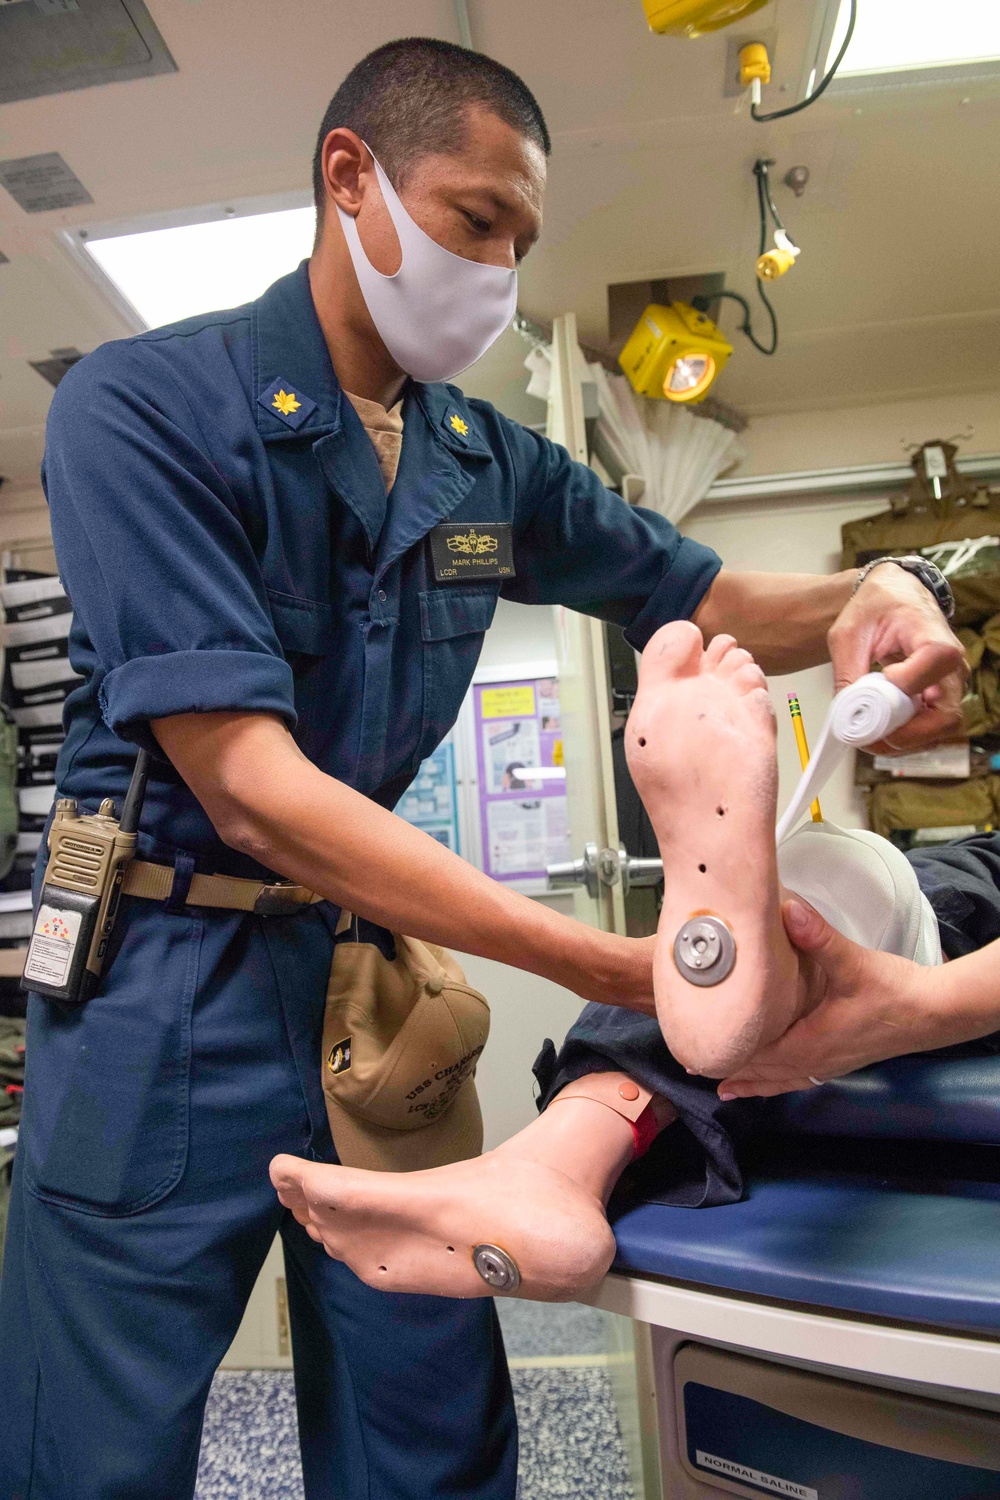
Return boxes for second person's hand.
[717,898,947,1099]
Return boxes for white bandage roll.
[775,673,917,844]
[829,672,917,746]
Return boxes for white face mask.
[337,151,518,384]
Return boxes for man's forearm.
[694,562,965,752]
[930,940,1000,1051]
[153,712,653,1013]
[693,568,855,674]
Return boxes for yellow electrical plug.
[756,248,795,279]
[756,228,800,280]
[739,41,771,87]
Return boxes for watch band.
[852,554,955,620]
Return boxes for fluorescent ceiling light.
[82,206,316,329]
[829,0,1000,76]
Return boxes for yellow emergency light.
[618,302,733,404]
[642,0,770,38]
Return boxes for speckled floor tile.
[495,1297,606,1359]
[513,1367,635,1500]
[196,1360,633,1500]
[195,1371,303,1500]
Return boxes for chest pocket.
[416,587,499,764]
[266,588,333,660]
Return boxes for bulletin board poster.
[395,738,461,854]
[473,676,571,885]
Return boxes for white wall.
[727,389,1000,479]
[458,953,585,1150]
[685,492,889,832]
[478,595,557,671]
[0,484,55,570]
[468,597,583,1149]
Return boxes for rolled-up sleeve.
[43,343,295,752]
[497,414,722,648]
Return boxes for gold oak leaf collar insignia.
[257,378,317,431]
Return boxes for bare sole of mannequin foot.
[270,1090,676,1301]
[626,621,812,1078]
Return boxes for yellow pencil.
[788,693,823,823]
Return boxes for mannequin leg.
[627,621,816,1077]
[271,1081,676,1302]
[273,622,948,1302]
[627,621,943,1076]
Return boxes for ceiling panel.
[0,0,997,492]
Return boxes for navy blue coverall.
[0,262,721,1500]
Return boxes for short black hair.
[312,37,550,216]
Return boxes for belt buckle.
[253,882,308,917]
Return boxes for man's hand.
[828,564,966,753]
[694,567,965,749]
[717,898,949,1099]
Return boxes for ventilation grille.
[50,836,104,889]
[0,0,176,106]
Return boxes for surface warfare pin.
[327,1037,352,1075]
[258,377,318,431]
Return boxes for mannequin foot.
[271,1150,617,1301]
[626,622,807,1076]
[271,1090,673,1301]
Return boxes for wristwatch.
[852,554,956,620]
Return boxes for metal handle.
[547,842,602,899]
[621,854,664,893]
[547,844,664,897]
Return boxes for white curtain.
[523,343,552,401]
[589,362,744,526]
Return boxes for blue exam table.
[586,1054,1000,1498]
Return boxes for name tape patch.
[429,523,515,583]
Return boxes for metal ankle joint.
[672,916,736,986]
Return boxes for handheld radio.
[22,750,151,1005]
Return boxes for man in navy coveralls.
[0,37,963,1500]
